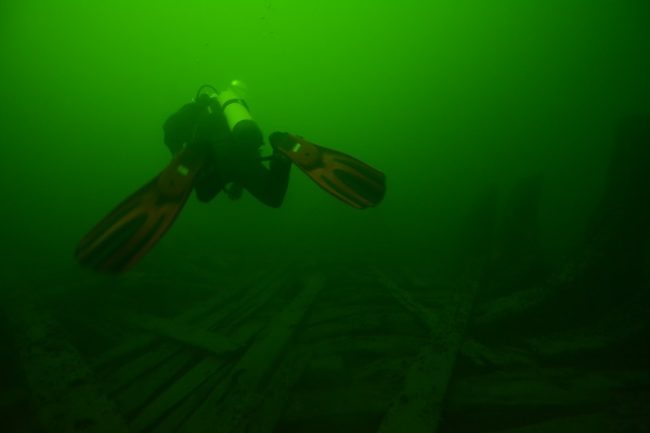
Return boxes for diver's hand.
[272,148,291,164]
[269,132,291,150]
[269,132,292,163]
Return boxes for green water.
[1,1,649,432]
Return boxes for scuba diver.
[75,81,386,274]
[162,83,291,207]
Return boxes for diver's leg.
[194,162,225,202]
[241,155,291,208]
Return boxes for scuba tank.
[193,81,264,201]
[216,80,264,148]
[217,80,262,200]
[194,80,263,148]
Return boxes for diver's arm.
[237,149,292,208]
[163,95,215,155]
[163,102,201,155]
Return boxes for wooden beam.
[110,273,285,431]
[446,368,650,409]
[486,413,620,433]
[375,268,479,433]
[181,273,326,433]
[117,312,240,356]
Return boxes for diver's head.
[195,84,219,103]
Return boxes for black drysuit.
[163,96,291,207]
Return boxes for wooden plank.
[283,378,395,422]
[93,334,160,375]
[175,267,283,324]
[374,268,479,433]
[374,268,440,331]
[126,357,228,432]
[92,267,276,373]
[446,368,650,409]
[118,312,241,356]
[473,285,552,326]
[301,312,426,343]
[122,272,291,431]
[116,352,197,419]
[102,269,287,400]
[181,273,326,433]
[488,413,617,433]
[460,339,536,368]
[304,334,425,360]
[244,350,313,433]
[524,305,648,357]
[103,343,182,397]
[224,273,325,391]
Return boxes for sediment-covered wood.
[1,291,129,433]
[375,268,479,433]
[181,273,326,433]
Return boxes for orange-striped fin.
[75,146,206,273]
[271,132,385,209]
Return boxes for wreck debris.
[375,269,479,433]
[2,290,128,433]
